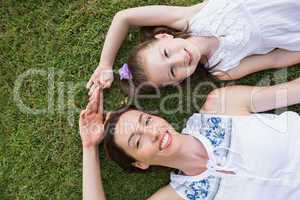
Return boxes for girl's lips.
[184,48,193,65]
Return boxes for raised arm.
[80,87,106,200]
[201,76,300,115]
[215,49,300,80]
[87,3,204,90]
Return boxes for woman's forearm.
[83,146,106,200]
[99,12,130,68]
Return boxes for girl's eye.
[170,66,176,78]
[164,49,169,58]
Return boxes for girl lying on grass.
[87,0,300,95]
[80,76,300,200]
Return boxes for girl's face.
[141,35,202,86]
[114,110,181,169]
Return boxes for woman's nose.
[147,126,165,143]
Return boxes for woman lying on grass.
[80,76,300,200]
[87,0,300,95]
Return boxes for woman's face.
[114,110,181,169]
[141,35,202,86]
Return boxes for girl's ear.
[154,33,174,39]
[132,162,149,170]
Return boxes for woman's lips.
[159,132,172,151]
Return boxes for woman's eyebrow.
[128,132,137,146]
[128,113,143,146]
[138,113,143,124]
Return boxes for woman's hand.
[87,65,114,95]
[79,87,105,148]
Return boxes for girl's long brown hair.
[120,25,230,96]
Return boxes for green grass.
[1,0,299,199]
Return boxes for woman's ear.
[132,162,149,170]
[154,33,174,39]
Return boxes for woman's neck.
[160,134,209,176]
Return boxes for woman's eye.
[136,137,141,148]
[164,49,169,58]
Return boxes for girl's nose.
[171,50,186,67]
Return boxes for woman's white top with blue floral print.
[169,112,300,200]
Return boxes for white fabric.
[189,0,300,72]
[169,111,300,200]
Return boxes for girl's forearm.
[83,146,106,200]
[99,12,129,68]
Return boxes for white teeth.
[160,134,169,149]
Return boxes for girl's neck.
[188,36,219,61]
[160,134,209,176]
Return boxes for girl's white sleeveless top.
[169,111,300,200]
[189,0,300,72]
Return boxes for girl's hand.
[79,87,105,148]
[87,65,114,95]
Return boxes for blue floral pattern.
[201,115,232,158]
[181,175,221,200]
[186,179,209,200]
[202,117,225,147]
[170,114,232,200]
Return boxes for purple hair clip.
[119,63,132,80]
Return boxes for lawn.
[1,0,299,199]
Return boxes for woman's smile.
[159,131,172,151]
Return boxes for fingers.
[102,81,112,89]
[88,82,98,96]
[90,86,101,107]
[86,85,102,114]
[86,79,93,89]
[86,98,97,115]
[98,88,104,122]
[80,109,88,119]
[79,109,88,126]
